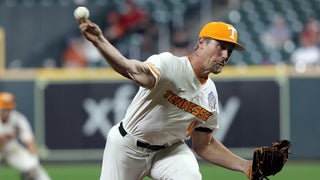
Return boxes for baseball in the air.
[74,6,90,20]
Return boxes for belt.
[118,122,166,151]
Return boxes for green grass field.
[0,161,319,179]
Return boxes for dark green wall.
[290,78,320,159]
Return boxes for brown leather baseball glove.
[251,140,291,180]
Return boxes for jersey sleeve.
[14,111,34,143]
[145,52,176,87]
[194,126,213,133]
[198,113,219,132]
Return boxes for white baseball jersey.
[0,110,38,170]
[0,110,34,152]
[0,110,51,180]
[122,52,220,145]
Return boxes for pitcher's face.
[198,38,234,74]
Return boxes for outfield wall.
[0,66,320,161]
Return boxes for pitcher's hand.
[79,20,103,44]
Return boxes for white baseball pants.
[100,123,201,180]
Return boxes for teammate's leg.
[21,165,50,180]
[5,142,50,180]
[33,165,51,180]
[4,142,38,172]
[100,124,151,180]
[21,171,35,180]
[149,141,202,180]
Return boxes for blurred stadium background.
[1,0,320,179]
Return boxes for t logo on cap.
[227,25,237,40]
[199,22,245,51]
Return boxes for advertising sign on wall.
[40,79,281,160]
[43,82,139,150]
[215,80,280,147]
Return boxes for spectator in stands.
[61,35,107,68]
[103,0,158,61]
[121,0,147,33]
[291,18,320,67]
[299,18,320,47]
[170,28,192,56]
[103,11,126,44]
[261,14,293,50]
[104,0,147,36]
[138,15,159,60]
[61,36,87,68]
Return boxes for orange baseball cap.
[199,22,245,51]
[0,92,15,109]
